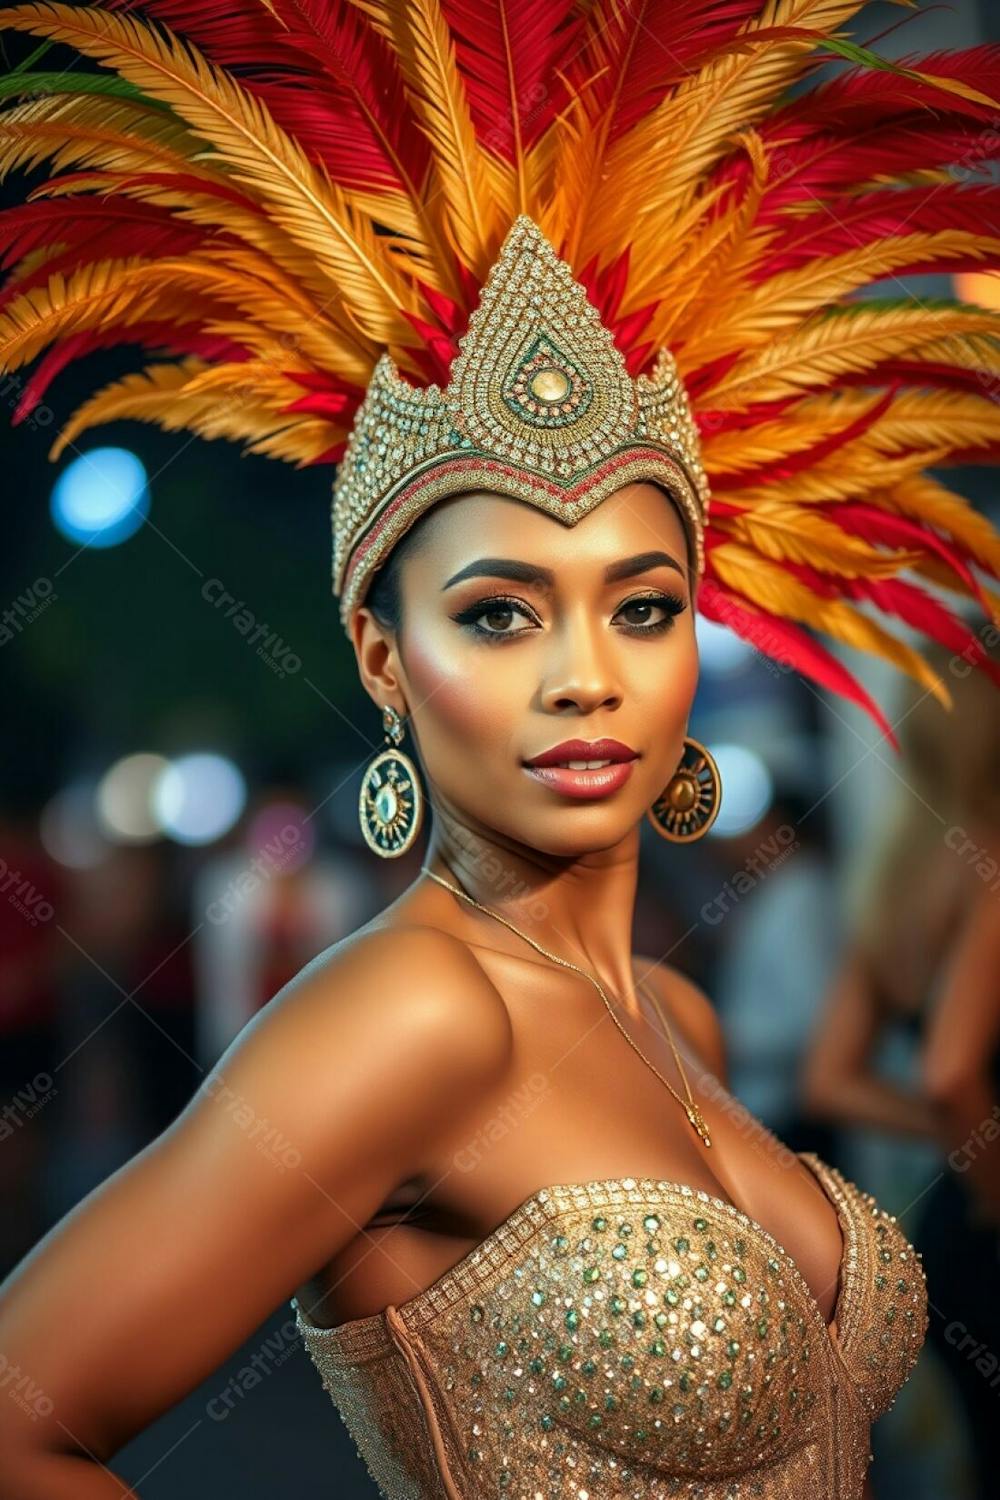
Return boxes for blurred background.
[2,2,1000,1496]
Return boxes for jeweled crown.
[332,216,710,630]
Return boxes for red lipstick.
[522,738,639,800]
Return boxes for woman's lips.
[522,759,637,800]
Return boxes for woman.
[804,640,1000,1496]
[2,3,1000,1495]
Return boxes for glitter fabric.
[291,1154,926,1499]
[332,217,709,632]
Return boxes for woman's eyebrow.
[441,550,685,591]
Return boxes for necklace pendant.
[686,1104,712,1148]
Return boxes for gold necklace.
[420,864,712,1148]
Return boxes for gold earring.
[646,736,722,843]
[358,705,425,858]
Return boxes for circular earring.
[358,705,425,858]
[646,736,722,843]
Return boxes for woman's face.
[357,481,699,857]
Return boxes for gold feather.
[640,132,776,342]
[589,0,867,269]
[703,389,1000,477]
[701,388,885,472]
[51,356,341,464]
[368,0,498,276]
[679,232,1000,369]
[841,388,1000,457]
[27,162,391,331]
[0,91,201,179]
[0,2,420,346]
[710,540,953,706]
[0,257,161,371]
[716,500,923,577]
[879,473,1000,578]
[701,304,1000,405]
[0,252,374,383]
[718,445,953,506]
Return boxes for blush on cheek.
[402,635,499,744]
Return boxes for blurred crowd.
[1,638,999,1499]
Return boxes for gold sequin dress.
[291,1154,927,1499]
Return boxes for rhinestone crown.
[332,216,710,630]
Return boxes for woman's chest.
[438,973,848,1325]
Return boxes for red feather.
[755,184,1000,277]
[108,0,303,69]
[768,44,1000,130]
[708,387,898,491]
[562,1,762,145]
[697,575,900,745]
[845,576,1000,688]
[11,322,250,423]
[439,0,581,161]
[0,197,216,272]
[255,1,430,195]
[714,114,994,218]
[820,501,1000,636]
[112,0,429,197]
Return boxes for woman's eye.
[452,597,538,639]
[615,594,687,634]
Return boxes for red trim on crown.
[341,446,699,602]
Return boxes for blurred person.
[7,6,1000,1498]
[804,638,1000,1498]
[190,788,379,1068]
[713,791,841,1158]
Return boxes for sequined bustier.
[291,1154,927,1499]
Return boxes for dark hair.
[363,507,436,635]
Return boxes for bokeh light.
[96,753,169,843]
[50,446,150,548]
[153,752,247,846]
[707,743,774,837]
[40,780,109,869]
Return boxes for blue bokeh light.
[50,447,150,548]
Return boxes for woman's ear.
[350,605,406,713]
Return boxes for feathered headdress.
[2,0,1000,747]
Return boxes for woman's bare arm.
[0,926,512,1498]
[801,945,938,1138]
[920,878,1000,1219]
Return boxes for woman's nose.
[537,612,624,714]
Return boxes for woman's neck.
[421,819,643,1009]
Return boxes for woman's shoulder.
[254,920,516,1092]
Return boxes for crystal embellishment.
[331,217,710,630]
